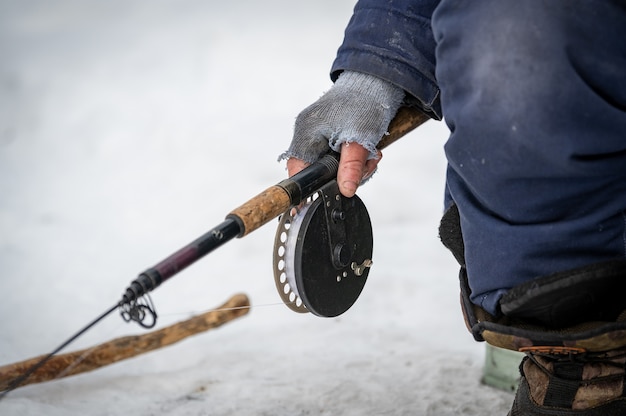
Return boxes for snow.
[0,1,514,414]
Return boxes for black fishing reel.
[273,181,373,317]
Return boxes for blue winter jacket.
[331,0,441,120]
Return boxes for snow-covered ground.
[0,1,514,414]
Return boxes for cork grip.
[229,185,292,236]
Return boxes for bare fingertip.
[340,180,358,198]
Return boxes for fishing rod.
[0,106,429,398]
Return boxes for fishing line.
[156,300,294,319]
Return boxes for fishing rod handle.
[228,106,429,237]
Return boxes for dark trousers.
[432,0,626,314]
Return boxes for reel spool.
[273,181,373,317]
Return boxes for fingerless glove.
[279,71,405,163]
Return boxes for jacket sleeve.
[331,0,441,119]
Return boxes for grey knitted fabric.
[279,71,405,163]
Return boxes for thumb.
[337,142,370,198]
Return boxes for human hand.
[279,71,403,197]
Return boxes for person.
[279,1,626,415]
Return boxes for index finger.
[286,157,310,177]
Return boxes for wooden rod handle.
[378,106,431,150]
